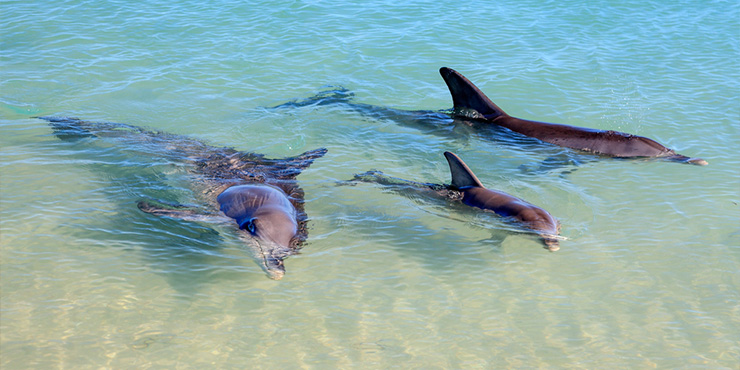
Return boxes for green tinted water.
[2,0,739,368]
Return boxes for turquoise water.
[2,0,739,368]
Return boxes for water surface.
[2,0,739,368]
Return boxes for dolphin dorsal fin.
[439,67,507,120]
[444,151,484,189]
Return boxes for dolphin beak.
[542,236,560,252]
[253,238,289,280]
[263,255,286,280]
[265,265,285,280]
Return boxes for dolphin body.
[273,68,706,166]
[42,116,326,279]
[438,67,707,165]
[350,151,561,251]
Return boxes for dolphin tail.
[252,147,328,180]
[269,86,354,109]
[439,67,508,120]
[443,151,484,189]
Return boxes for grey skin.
[42,116,326,280]
[351,151,561,251]
[273,68,706,166]
[439,67,707,165]
[216,184,298,275]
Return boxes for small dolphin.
[439,67,708,165]
[350,151,561,250]
[42,116,326,279]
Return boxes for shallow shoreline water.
[2,0,739,368]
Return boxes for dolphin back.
[217,185,296,230]
[443,151,484,189]
[439,67,507,120]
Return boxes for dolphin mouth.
[265,265,285,280]
[251,238,291,280]
[541,233,566,252]
[263,254,286,280]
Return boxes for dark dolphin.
[272,69,707,166]
[42,116,326,279]
[349,151,561,250]
[439,67,707,165]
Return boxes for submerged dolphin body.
[42,116,327,279]
[350,152,561,250]
[438,67,707,165]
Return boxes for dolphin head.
[516,208,561,251]
[218,184,299,280]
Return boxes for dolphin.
[439,67,707,165]
[349,151,561,251]
[272,69,707,166]
[41,116,327,279]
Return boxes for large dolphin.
[273,68,707,166]
[439,67,707,165]
[349,151,561,251]
[42,116,327,279]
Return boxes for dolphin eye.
[240,218,257,234]
[246,219,256,234]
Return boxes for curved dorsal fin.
[439,67,508,120]
[444,151,484,189]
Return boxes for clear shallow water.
[2,0,739,368]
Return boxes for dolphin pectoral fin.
[137,199,221,223]
[439,67,508,120]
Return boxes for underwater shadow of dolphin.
[272,68,707,166]
[41,116,327,280]
[347,151,562,251]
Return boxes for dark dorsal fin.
[444,151,484,189]
[439,67,508,120]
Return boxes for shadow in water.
[270,86,596,175]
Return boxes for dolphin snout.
[265,266,285,280]
[688,157,708,166]
[542,236,560,252]
[258,243,288,280]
